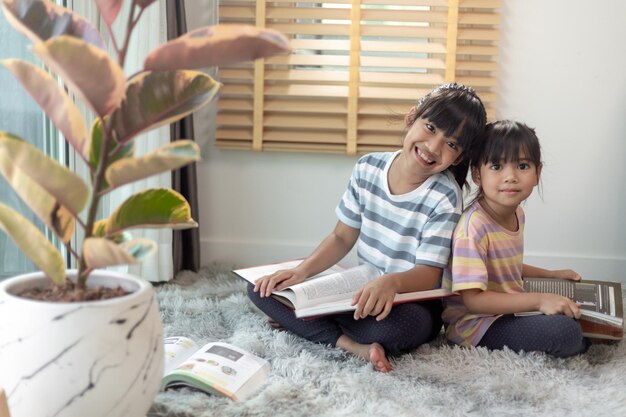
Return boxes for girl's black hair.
[472,120,542,169]
[409,83,487,188]
[470,120,543,203]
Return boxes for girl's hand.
[253,269,307,298]
[352,277,396,321]
[538,293,581,318]
[551,269,582,281]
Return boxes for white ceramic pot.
[0,270,163,417]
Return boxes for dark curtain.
[167,0,200,273]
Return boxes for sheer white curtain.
[0,10,58,279]
[71,1,173,282]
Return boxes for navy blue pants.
[247,284,443,355]
[478,314,590,358]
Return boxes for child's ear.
[471,167,481,185]
[404,106,417,127]
[536,163,543,185]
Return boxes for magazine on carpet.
[161,336,270,401]
[516,278,624,340]
[233,259,452,319]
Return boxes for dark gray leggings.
[247,284,443,355]
[477,314,590,358]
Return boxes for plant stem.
[76,117,114,288]
[75,3,142,289]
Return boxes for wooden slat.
[360,25,447,38]
[290,39,350,51]
[362,40,446,54]
[360,72,444,85]
[265,99,348,113]
[269,23,350,37]
[457,28,499,41]
[361,9,448,24]
[252,0,266,151]
[265,84,349,98]
[455,60,498,71]
[267,7,351,20]
[346,0,361,155]
[445,0,459,82]
[267,54,350,67]
[264,114,347,130]
[266,69,349,83]
[458,12,500,25]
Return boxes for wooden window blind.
[216,0,500,155]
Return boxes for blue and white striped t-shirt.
[336,151,462,274]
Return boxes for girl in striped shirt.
[442,120,589,357]
[249,84,486,371]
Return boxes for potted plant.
[0,1,288,416]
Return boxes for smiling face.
[401,116,464,181]
[473,154,542,211]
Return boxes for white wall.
[190,0,626,281]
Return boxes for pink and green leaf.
[2,0,105,49]
[110,70,219,143]
[94,0,123,28]
[0,133,88,241]
[143,24,290,71]
[83,237,156,269]
[32,36,125,117]
[0,203,65,284]
[106,188,197,235]
[1,59,89,161]
[88,119,134,174]
[105,140,200,190]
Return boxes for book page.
[164,342,269,397]
[278,264,382,310]
[233,259,344,286]
[163,336,200,375]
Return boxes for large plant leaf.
[105,140,200,189]
[0,133,88,241]
[92,219,131,244]
[143,24,289,71]
[2,0,105,49]
[110,70,219,143]
[32,36,125,117]
[83,237,156,269]
[1,59,88,161]
[0,203,65,284]
[94,0,123,27]
[106,188,197,235]
[88,119,134,173]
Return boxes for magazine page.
[163,342,269,399]
[279,264,382,310]
[163,336,200,375]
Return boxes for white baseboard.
[201,238,626,284]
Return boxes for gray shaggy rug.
[148,264,626,417]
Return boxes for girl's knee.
[548,316,587,357]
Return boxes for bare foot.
[268,318,286,331]
[336,336,393,372]
[369,343,393,372]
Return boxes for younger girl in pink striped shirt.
[442,120,589,357]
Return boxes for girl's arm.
[352,264,442,321]
[522,264,581,281]
[255,221,359,297]
[460,288,581,318]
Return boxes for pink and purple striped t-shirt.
[442,201,526,347]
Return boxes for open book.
[233,259,451,319]
[517,278,624,340]
[161,337,270,401]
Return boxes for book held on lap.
[161,336,270,401]
[233,259,452,319]
[516,278,624,340]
